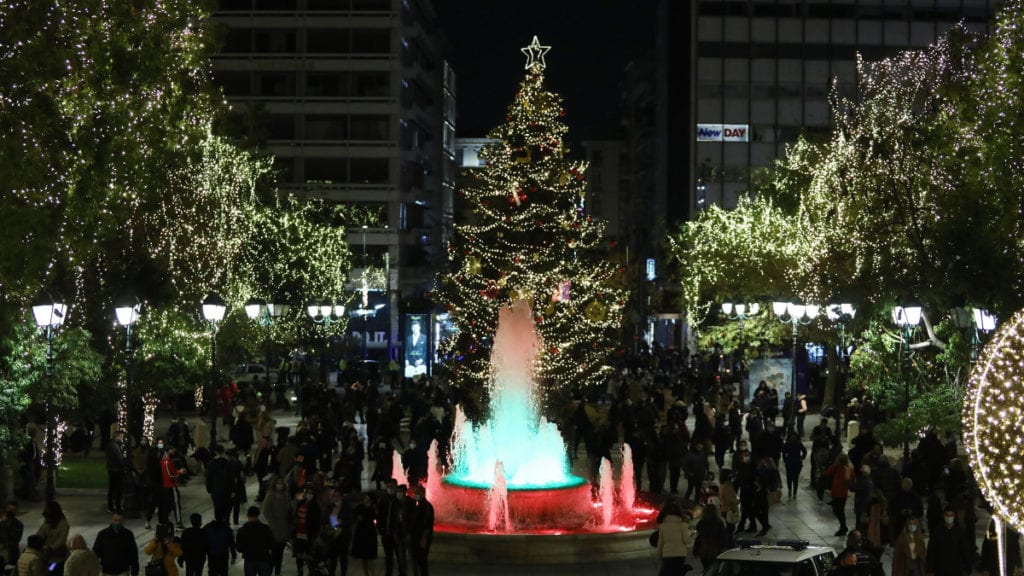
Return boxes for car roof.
[717,540,835,563]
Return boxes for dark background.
[436,1,660,144]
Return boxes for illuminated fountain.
[404,300,655,545]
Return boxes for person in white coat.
[657,499,695,576]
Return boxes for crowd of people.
[0,346,1014,576]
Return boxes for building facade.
[211,0,453,360]
[686,0,1000,214]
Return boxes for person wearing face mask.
[893,518,927,576]
[260,478,291,576]
[926,507,973,576]
[91,512,140,576]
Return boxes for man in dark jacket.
[106,431,128,513]
[178,513,208,576]
[236,507,274,576]
[92,512,140,576]
[926,507,973,576]
[205,445,233,522]
[0,500,24,567]
[407,486,434,576]
[378,480,407,576]
[204,517,237,576]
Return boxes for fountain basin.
[431,526,659,564]
[434,477,594,529]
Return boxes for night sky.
[435,1,660,143]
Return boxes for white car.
[233,363,278,385]
[706,539,836,576]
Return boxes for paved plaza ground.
[8,410,994,576]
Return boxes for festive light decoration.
[435,38,627,395]
[520,36,551,71]
[964,307,1024,534]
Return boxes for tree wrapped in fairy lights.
[437,37,627,400]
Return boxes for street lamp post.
[32,295,67,502]
[826,302,856,438]
[721,299,761,376]
[201,294,227,449]
[892,298,923,463]
[245,298,288,388]
[772,300,820,398]
[951,305,997,363]
[307,300,345,384]
[114,296,141,450]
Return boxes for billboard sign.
[697,123,749,142]
[403,314,430,378]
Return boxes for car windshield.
[707,560,808,576]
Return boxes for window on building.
[307,29,351,53]
[350,158,390,183]
[253,29,296,53]
[305,158,348,182]
[273,158,294,183]
[255,72,295,97]
[352,0,391,10]
[215,71,251,96]
[353,71,390,97]
[306,115,348,140]
[254,0,297,10]
[222,29,251,52]
[268,115,295,139]
[351,29,391,53]
[219,0,252,10]
[306,72,349,97]
[350,115,390,140]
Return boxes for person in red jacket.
[824,453,854,536]
[160,446,188,528]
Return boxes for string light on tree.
[435,37,627,397]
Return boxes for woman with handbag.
[144,525,183,576]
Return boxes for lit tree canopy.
[436,40,627,402]
[0,0,353,452]
[669,3,1024,442]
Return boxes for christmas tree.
[437,37,627,402]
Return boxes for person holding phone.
[144,526,183,576]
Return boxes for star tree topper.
[521,35,551,71]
